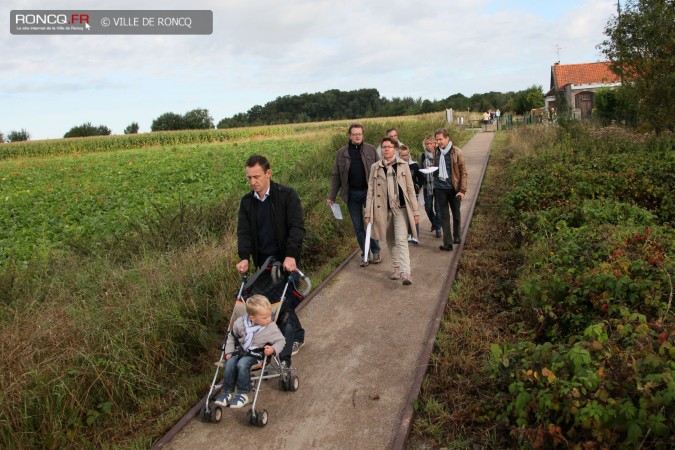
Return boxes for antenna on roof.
[555,45,564,63]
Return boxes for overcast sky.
[1,0,617,140]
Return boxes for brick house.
[545,62,621,119]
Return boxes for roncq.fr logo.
[14,13,90,26]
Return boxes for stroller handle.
[270,262,311,297]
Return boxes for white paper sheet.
[364,222,372,262]
[331,203,343,220]
[419,166,438,174]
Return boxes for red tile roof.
[551,62,621,90]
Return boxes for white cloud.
[0,0,615,139]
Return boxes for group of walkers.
[327,124,467,286]
[223,124,467,407]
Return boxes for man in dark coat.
[237,155,306,366]
[326,124,381,267]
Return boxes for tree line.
[216,86,545,128]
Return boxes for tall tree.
[183,108,214,129]
[7,129,30,142]
[124,122,139,134]
[506,85,545,114]
[151,112,184,132]
[599,0,675,132]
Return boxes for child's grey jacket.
[225,317,286,357]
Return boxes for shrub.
[485,124,674,449]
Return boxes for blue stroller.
[200,257,311,426]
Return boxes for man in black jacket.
[236,155,306,366]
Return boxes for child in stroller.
[214,294,285,409]
[200,256,310,426]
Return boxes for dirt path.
[159,131,495,450]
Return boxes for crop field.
[0,138,324,266]
[0,122,348,160]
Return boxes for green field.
[0,122,352,160]
[0,114,452,449]
[0,139,323,266]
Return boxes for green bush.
[486,124,674,449]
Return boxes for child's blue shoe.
[214,392,232,407]
[229,393,250,409]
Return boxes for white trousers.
[385,210,411,275]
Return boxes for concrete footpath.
[162,132,495,450]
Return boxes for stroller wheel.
[211,406,223,423]
[199,405,211,423]
[256,409,269,427]
[246,410,255,425]
[289,376,300,392]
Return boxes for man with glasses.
[327,124,381,267]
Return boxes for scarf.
[242,315,263,351]
[384,159,402,216]
[422,150,435,195]
[438,141,453,181]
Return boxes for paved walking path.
[162,131,495,450]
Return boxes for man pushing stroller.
[236,155,306,367]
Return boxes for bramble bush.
[505,126,674,224]
[487,125,674,449]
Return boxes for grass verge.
[407,130,518,448]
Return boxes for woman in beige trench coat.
[364,137,420,285]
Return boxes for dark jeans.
[278,309,303,364]
[424,189,441,231]
[347,189,380,255]
[435,187,461,246]
[223,354,258,393]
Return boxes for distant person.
[419,135,441,238]
[433,128,467,251]
[215,295,286,408]
[375,128,405,159]
[236,155,305,367]
[398,144,423,245]
[482,111,490,131]
[327,124,381,267]
[365,137,420,285]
